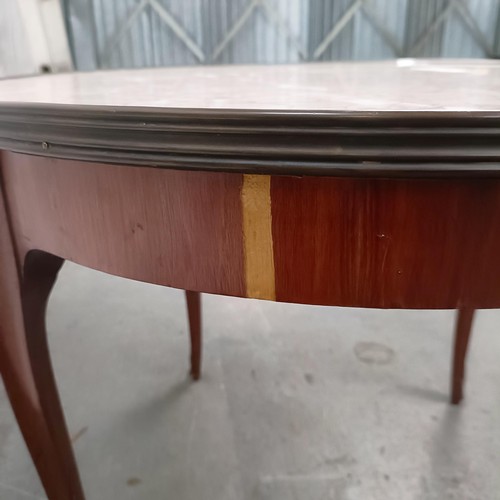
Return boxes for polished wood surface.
[271,176,500,308]
[1,60,498,499]
[451,308,475,405]
[4,152,500,309]
[2,152,245,297]
[185,291,201,381]
[21,251,84,500]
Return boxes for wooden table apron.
[1,60,500,500]
[3,151,500,309]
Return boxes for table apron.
[2,151,500,309]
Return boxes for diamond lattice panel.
[63,0,500,69]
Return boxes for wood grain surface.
[3,152,500,308]
[271,176,500,308]
[241,174,275,300]
[451,308,475,404]
[2,152,245,297]
[185,290,202,380]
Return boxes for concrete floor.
[0,262,499,500]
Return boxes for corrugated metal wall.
[63,0,500,71]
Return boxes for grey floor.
[0,262,499,500]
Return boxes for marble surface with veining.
[1,59,500,112]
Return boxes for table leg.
[451,307,475,405]
[0,186,85,498]
[21,251,85,499]
[185,290,202,380]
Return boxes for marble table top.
[1,59,500,112]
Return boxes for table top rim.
[2,101,500,178]
[6,99,500,117]
[3,59,500,177]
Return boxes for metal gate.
[63,0,500,70]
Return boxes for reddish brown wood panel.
[2,152,245,297]
[271,176,500,308]
[6,151,500,309]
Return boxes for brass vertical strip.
[241,174,276,300]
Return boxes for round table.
[1,59,500,499]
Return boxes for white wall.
[0,0,36,78]
[0,0,72,79]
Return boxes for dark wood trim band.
[3,103,500,176]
